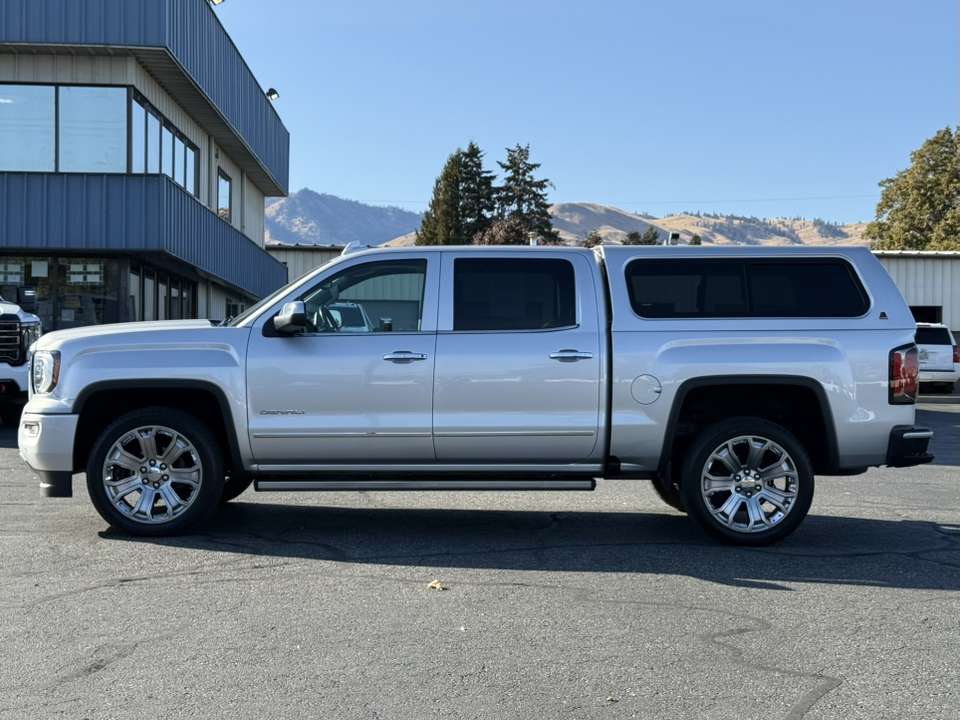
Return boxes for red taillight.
[954,345,959,364]
[890,344,918,404]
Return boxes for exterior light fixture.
[209,0,225,5]
[265,88,280,100]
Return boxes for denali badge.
[260,410,306,415]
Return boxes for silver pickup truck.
[18,245,932,545]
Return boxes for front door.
[247,256,439,467]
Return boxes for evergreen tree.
[459,141,496,243]
[580,229,603,248]
[622,230,643,245]
[639,226,661,245]
[492,144,561,245]
[416,150,465,245]
[689,233,702,245]
[865,126,960,250]
[472,216,528,245]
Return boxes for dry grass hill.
[265,193,868,248]
[549,203,868,247]
[387,203,867,247]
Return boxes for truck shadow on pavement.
[103,502,959,592]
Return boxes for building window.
[58,87,127,173]
[0,85,56,171]
[146,108,161,174]
[131,100,146,174]
[57,258,120,328]
[129,91,199,196]
[218,170,232,222]
[225,299,244,320]
[129,266,142,321]
[1,84,200,194]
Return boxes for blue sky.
[216,0,958,223]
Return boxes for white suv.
[916,323,959,393]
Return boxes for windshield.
[227,254,349,327]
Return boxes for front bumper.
[18,412,80,497]
[885,425,934,468]
[0,365,29,405]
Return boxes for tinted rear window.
[454,258,576,331]
[626,259,868,318]
[915,327,953,346]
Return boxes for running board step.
[254,477,596,492]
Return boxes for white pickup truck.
[0,293,42,427]
[18,245,932,545]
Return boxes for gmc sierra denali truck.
[18,245,933,545]
[0,294,42,427]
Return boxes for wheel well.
[74,387,235,474]
[667,382,835,480]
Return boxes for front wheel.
[86,407,225,536]
[681,417,814,546]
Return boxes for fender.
[656,374,840,480]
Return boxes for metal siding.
[876,255,960,333]
[267,247,341,282]
[0,173,286,299]
[0,0,289,194]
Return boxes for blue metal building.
[0,0,290,330]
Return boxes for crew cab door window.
[434,253,602,465]
[452,258,576,331]
[300,259,427,333]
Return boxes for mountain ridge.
[265,191,868,248]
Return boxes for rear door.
[432,251,603,464]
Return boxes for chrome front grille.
[0,321,21,364]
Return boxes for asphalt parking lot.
[1,406,957,720]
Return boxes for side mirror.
[274,301,306,334]
[17,286,37,312]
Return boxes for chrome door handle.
[549,350,594,361]
[382,351,428,362]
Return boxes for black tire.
[651,475,685,512]
[0,404,23,428]
[219,472,255,504]
[680,417,814,546]
[86,407,225,536]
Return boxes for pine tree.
[639,226,661,245]
[491,144,561,245]
[416,150,465,245]
[580,229,603,248]
[459,141,496,243]
[622,230,643,245]
[690,233,702,245]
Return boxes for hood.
[37,319,215,347]
[0,299,41,325]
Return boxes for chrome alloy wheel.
[699,434,799,533]
[101,425,203,524]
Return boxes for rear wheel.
[86,407,224,536]
[681,417,814,546]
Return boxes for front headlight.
[32,350,61,395]
[21,322,42,350]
